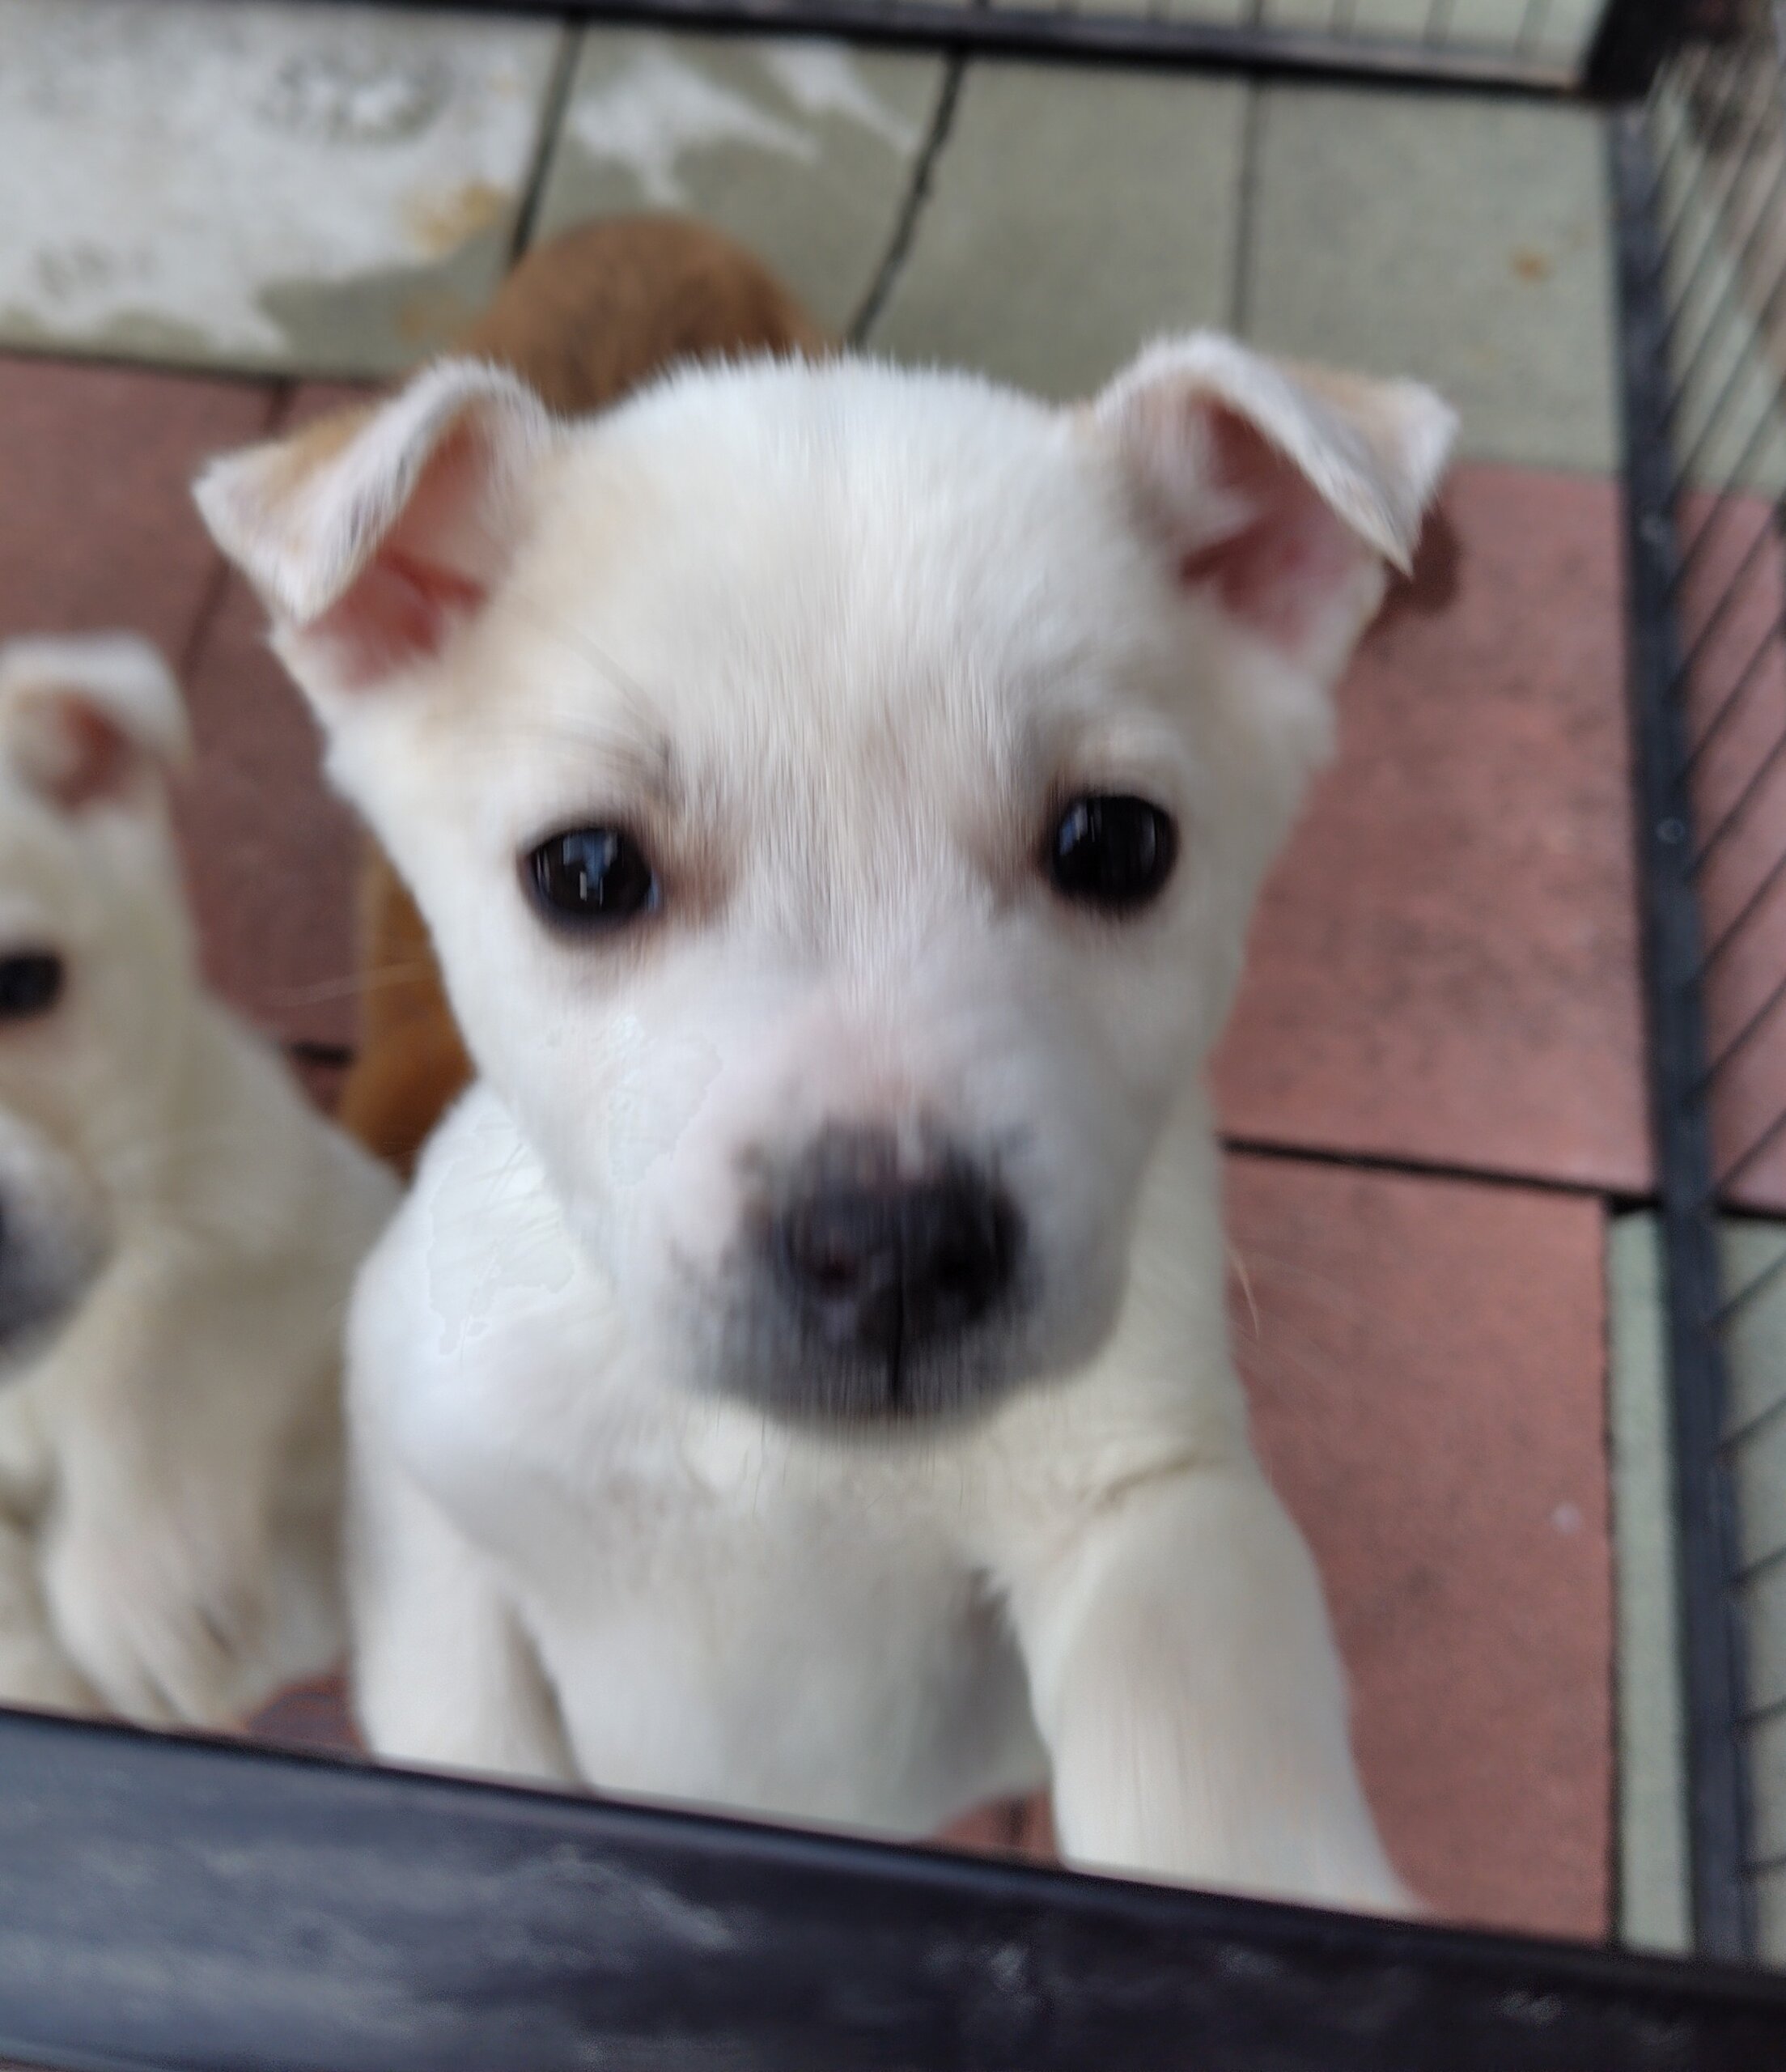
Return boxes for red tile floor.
[3,355,1635,1944]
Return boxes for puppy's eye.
[528,828,658,929]
[0,953,62,1019]
[1046,796,1177,914]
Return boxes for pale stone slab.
[1606,1214,1692,1956]
[1245,85,1618,471]
[865,62,1245,398]
[532,30,945,338]
[0,0,562,376]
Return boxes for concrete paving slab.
[532,30,944,338]
[1244,85,1617,472]
[864,62,1245,398]
[0,0,562,376]
[1606,1213,1692,1955]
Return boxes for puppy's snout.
[773,1135,1016,1363]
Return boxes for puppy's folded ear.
[194,359,556,697]
[0,635,190,813]
[1088,334,1457,679]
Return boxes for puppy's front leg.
[1012,1467,1413,1915]
[350,1443,576,1786]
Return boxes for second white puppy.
[202,335,1451,1910]
[0,635,397,1726]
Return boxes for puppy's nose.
[774,1143,1016,1360]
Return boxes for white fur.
[0,634,397,1725]
[203,340,1452,1908]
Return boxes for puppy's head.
[0,635,192,1348]
[200,341,1452,1424]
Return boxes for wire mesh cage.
[1616,0,1786,1971]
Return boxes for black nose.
[774,1140,1016,1362]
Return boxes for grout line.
[1228,79,1263,338]
[847,53,968,348]
[1220,1131,1652,1204]
[506,18,583,269]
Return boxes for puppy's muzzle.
[776,1161,1014,1360]
[741,1127,1025,1420]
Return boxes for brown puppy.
[333,218,827,1174]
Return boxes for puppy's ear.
[0,635,190,813]
[1089,334,1456,677]
[194,359,556,696]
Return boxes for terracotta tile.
[176,571,361,1051]
[175,382,375,1051]
[0,355,354,1045]
[1226,1152,1612,1941]
[0,354,274,654]
[1212,461,1650,1194]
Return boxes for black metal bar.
[0,1706,1783,2072]
[188,0,1580,89]
[1652,45,1720,234]
[1699,965,1786,1091]
[1711,1242,1786,1331]
[1682,601,1783,783]
[1720,1382,1786,1456]
[1661,78,1786,390]
[1716,1092,1786,1193]
[1699,832,1786,975]
[1652,44,1763,265]
[1613,106,1757,1964]
[1586,0,1695,98]
[1689,708,1786,876]
[1733,1543,1786,1597]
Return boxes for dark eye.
[527,828,658,930]
[1046,796,1177,914]
[0,952,62,1019]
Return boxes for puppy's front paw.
[42,1509,267,1727]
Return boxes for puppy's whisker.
[1220,1246,1394,1332]
[1227,1246,1261,1339]
[264,962,436,1008]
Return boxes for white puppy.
[200,335,1452,1910]
[0,635,397,1726]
